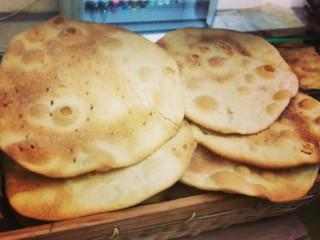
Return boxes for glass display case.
[0,0,319,53]
[59,0,218,41]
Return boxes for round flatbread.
[291,92,320,141]
[0,16,184,177]
[157,28,299,134]
[190,94,320,169]
[278,47,320,89]
[181,144,319,202]
[1,121,197,221]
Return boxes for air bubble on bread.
[256,65,276,79]
[22,49,44,64]
[58,27,83,42]
[187,54,201,66]
[28,95,86,129]
[301,143,314,155]
[193,95,218,113]
[235,165,251,176]
[66,28,76,34]
[199,45,210,53]
[52,105,79,127]
[245,74,255,84]
[237,86,250,95]
[207,57,226,68]
[165,67,175,75]
[273,90,292,101]
[216,40,233,56]
[266,103,279,115]
[52,16,65,25]
[298,98,318,110]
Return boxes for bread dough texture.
[0,16,184,177]
[1,121,197,221]
[181,144,319,202]
[157,27,299,134]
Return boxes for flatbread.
[277,47,320,89]
[180,144,319,202]
[1,121,197,221]
[292,92,320,141]
[157,28,299,134]
[190,93,320,169]
[0,16,184,177]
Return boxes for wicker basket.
[109,184,320,240]
[0,175,319,240]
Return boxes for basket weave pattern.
[97,187,320,240]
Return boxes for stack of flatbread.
[0,16,197,221]
[0,17,319,222]
[157,27,320,203]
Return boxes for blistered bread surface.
[1,121,197,221]
[157,28,299,134]
[190,94,320,169]
[181,144,319,202]
[278,47,320,89]
[0,16,184,177]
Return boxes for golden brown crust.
[278,47,320,89]
[0,16,184,177]
[1,121,197,221]
[190,92,320,169]
[292,92,320,141]
[157,28,299,134]
[181,145,319,202]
